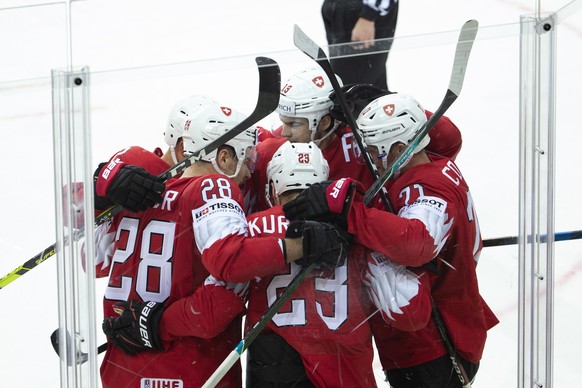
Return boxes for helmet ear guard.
[265,141,329,207]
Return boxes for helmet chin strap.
[169,146,179,165]
[312,118,340,146]
[211,158,244,179]
[386,148,414,179]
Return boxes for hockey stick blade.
[1,57,280,290]
[363,19,478,206]
[294,24,394,212]
[50,328,107,366]
[202,263,316,388]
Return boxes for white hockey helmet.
[180,100,257,177]
[265,141,329,207]
[357,93,430,158]
[165,95,216,164]
[277,68,342,134]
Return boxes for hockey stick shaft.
[430,298,472,387]
[363,20,479,206]
[293,24,394,212]
[202,263,317,388]
[483,229,582,247]
[2,56,280,291]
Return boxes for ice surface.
[0,0,581,386]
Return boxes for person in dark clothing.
[321,0,399,90]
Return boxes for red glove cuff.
[325,178,356,214]
[95,158,125,197]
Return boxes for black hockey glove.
[283,178,361,230]
[286,220,350,269]
[94,161,165,213]
[102,300,165,355]
[329,83,394,122]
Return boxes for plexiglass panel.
[0,1,581,387]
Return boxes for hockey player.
[96,97,252,388]
[98,97,348,388]
[66,95,212,230]
[284,93,499,387]
[244,141,432,387]
[244,67,464,215]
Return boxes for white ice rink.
[1,0,581,386]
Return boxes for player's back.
[376,155,498,368]
[100,174,242,388]
[246,205,377,387]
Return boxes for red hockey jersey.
[245,205,377,387]
[347,155,499,368]
[96,149,249,388]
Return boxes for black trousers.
[385,354,480,388]
[321,0,399,90]
[246,333,315,388]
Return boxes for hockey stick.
[202,263,317,388]
[1,56,281,291]
[483,229,582,247]
[363,20,479,207]
[293,24,394,212]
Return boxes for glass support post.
[518,12,557,388]
[52,66,99,388]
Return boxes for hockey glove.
[283,178,362,229]
[94,160,165,213]
[286,220,350,269]
[329,83,393,122]
[102,300,165,355]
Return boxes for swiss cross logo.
[383,104,395,116]
[184,119,191,132]
[282,84,293,93]
[221,107,232,116]
[312,76,325,88]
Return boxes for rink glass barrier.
[1,1,581,387]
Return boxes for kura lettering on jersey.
[141,378,183,388]
[248,214,288,237]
